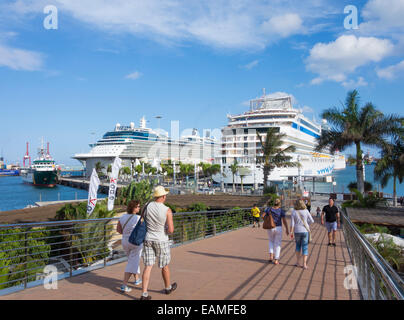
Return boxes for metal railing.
[341,208,404,300]
[0,207,257,296]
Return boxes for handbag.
[128,202,150,246]
[296,210,311,243]
[262,207,276,230]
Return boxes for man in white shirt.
[141,186,176,300]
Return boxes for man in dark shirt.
[321,198,340,247]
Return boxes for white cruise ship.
[213,92,345,187]
[74,117,219,177]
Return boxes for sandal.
[274,260,279,265]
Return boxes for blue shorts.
[326,221,337,232]
[294,232,309,256]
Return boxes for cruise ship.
[74,117,219,177]
[213,92,346,187]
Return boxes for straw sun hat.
[153,186,169,198]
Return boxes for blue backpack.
[128,202,150,246]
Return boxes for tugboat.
[21,140,58,187]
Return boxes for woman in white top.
[116,200,143,292]
[289,199,314,270]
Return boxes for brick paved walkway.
[1,218,360,300]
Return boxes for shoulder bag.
[296,210,311,243]
[263,207,276,230]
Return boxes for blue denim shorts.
[325,221,337,233]
[294,232,309,256]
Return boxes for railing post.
[24,230,28,289]
[103,223,107,267]
[69,231,73,277]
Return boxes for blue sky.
[0,0,403,165]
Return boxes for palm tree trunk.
[263,166,268,187]
[232,174,235,193]
[393,176,397,207]
[241,177,244,194]
[356,142,365,194]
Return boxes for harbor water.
[301,164,404,196]
[1,165,403,213]
[0,176,104,212]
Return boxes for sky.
[0,0,403,165]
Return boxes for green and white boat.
[21,141,58,187]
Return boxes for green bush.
[187,202,209,212]
[368,235,404,273]
[348,181,373,193]
[116,180,155,206]
[264,185,277,194]
[342,189,387,208]
[0,228,50,289]
[53,199,116,268]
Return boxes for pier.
[0,218,360,300]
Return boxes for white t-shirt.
[145,202,169,242]
[119,213,141,238]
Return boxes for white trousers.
[267,226,283,260]
[122,237,143,274]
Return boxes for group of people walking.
[116,186,177,300]
[251,197,340,269]
[116,185,340,299]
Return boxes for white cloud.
[240,60,259,70]
[0,43,43,71]
[125,71,143,80]
[261,13,303,38]
[306,35,394,84]
[3,0,339,50]
[342,77,368,88]
[359,0,404,37]
[301,105,314,113]
[376,60,404,79]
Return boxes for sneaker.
[327,243,332,246]
[134,279,142,286]
[164,282,177,295]
[140,295,152,300]
[120,285,132,293]
[332,243,336,247]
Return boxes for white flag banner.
[107,157,122,211]
[87,168,100,215]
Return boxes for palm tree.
[257,128,297,187]
[374,135,404,206]
[94,162,104,176]
[229,160,239,193]
[106,164,112,178]
[315,90,402,194]
[179,163,193,186]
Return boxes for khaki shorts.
[142,240,171,268]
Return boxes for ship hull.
[21,169,58,187]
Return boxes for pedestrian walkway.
[1,218,360,300]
